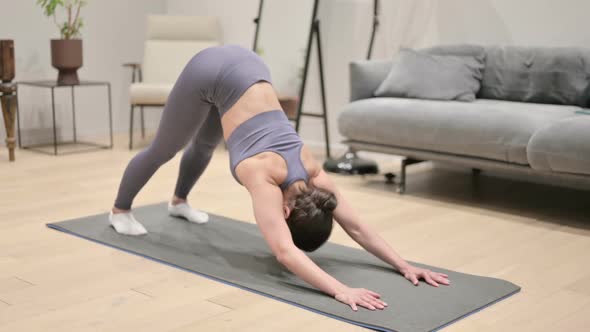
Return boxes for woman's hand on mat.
[335,287,388,311]
[401,265,450,287]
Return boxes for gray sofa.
[338,45,590,193]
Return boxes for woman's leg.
[111,64,215,234]
[174,107,223,199]
[168,108,223,224]
[113,98,212,212]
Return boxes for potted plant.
[37,0,87,85]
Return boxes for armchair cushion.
[142,15,222,84]
[130,83,172,105]
[143,40,219,84]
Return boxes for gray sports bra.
[227,110,309,190]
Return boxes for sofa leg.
[472,168,482,176]
[384,172,396,184]
[471,168,483,193]
[396,158,424,194]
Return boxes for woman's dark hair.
[286,187,337,252]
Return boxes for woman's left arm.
[312,169,450,287]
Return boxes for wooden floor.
[1,136,589,332]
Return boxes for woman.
[110,45,449,311]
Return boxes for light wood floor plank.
[1,135,589,331]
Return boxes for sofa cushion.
[338,98,581,165]
[374,49,485,102]
[349,59,392,102]
[527,115,590,176]
[480,46,590,106]
[347,45,485,102]
[424,44,486,58]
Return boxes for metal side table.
[16,80,113,155]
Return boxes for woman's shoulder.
[237,152,286,189]
[300,144,322,178]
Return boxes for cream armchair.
[124,15,221,149]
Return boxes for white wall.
[0,0,165,146]
[297,0,375,151]
[166,0,258,47]
[3,0,588,154]
[433,0,590,47]
[166,0,313,96]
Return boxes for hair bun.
[321,193,337,212]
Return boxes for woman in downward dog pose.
[110,45,449,311]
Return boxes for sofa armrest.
[349,59,392,102]
[123,62,142,83]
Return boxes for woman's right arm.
[246,177,386,311]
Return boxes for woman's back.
[221,82,282,141]
[222,82,321,189]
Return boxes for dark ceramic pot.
[50,39,83,85]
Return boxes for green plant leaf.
[37,0,65,17]
[37,0,86,39]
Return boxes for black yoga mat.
[47,203,520,332]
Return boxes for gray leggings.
[114,45,270,210]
